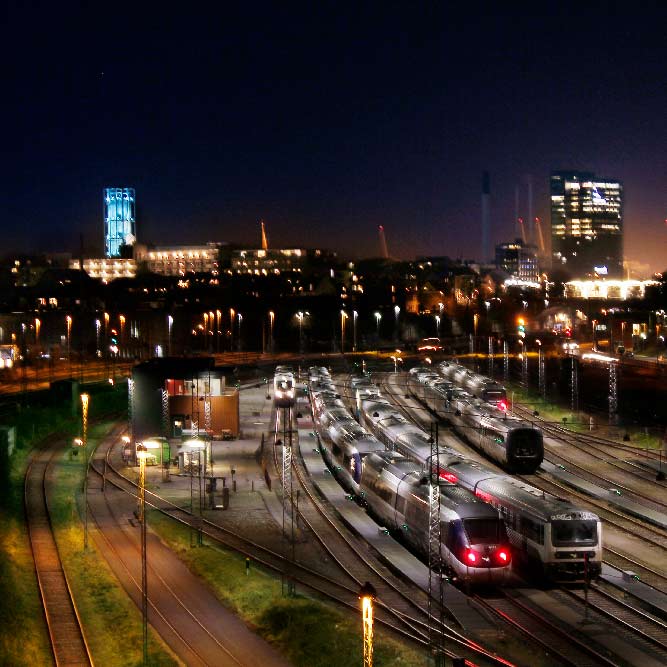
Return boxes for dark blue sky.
[6,2,667,272]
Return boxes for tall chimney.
[260,220,268,250]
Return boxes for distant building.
[69,257,137,281]
[495,239,539,283]
[104,187,136,258]
[134,243,225,276]
[550,171,623,278]
[230,248,335,275]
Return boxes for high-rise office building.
[495,239,539,283]
[551,172,623,278]
[104,187,136,258]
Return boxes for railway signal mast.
[428,422,445,665]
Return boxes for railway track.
[25,441,93,667]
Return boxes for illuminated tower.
[551,172,623,278]
[104,187,136,258]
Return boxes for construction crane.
[378,225,389,259]
[517,217,527,245]
[260,220,269,250]
[534,217,546,254]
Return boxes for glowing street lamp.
[66,315,72,359]
[229,308,235,350]
[119,314,126,343]
[435,314,441,338]
[80,393,91,551]
[394,305,400,342]
[237,313,243,351]
[353,310,358,352]
[167,315,173,355]
[135,443,150,667]
[359,582,377,667]
[374,311,381,337]
[296,311,305,353]
[269,311,275,354]
[340,311,348,353]
[34,318,41,345]
[215,310,221,353]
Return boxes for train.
[308,367,512,584]
[438,361,507,405]
[407,367,544,473]
[274,366,296,407]
[357,381,602,582]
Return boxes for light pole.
[359,582,377,667]
[229,308,235,351]
[135,443,149,667]
[119,314,126,349]
[269,311,275,354]
[536,339,545,398]
[34,317,41,346]
[237,313,243,351]
[353,310,358,352]
[297,311,304,353]
[215,310,221,353]
[340,311,348,353]
[81,393,91,550]
[374,311,381,339]
[435,314,441,338]
[394,305,400,343]
[66,314,72,359]
[95,319,101,358]
[592,319,598,350]
[167,315,173,355]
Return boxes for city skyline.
[5,4,667,271]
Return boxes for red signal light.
[497,549,509,563]
[439,470,458,484]
[498,399,508,412]
[466,549,477,564]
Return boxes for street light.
[229,308,235,350]
[215,310,221,353]
[34,318,41,345]
[297,312,303,352]
[374,312,381,338]
[269,311,275,354]
[359,582,377,667]
[353,310,358,352]
[394,305,400,343]
[66,315,72,359]
[435,314,441,338]
[167,315,173,355]
[81,393,91,551]
[135,443,150,667]
[340,311,348,353]
[119,314,126,347]
[237,313,243,351]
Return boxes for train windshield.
[551,520,598,547]
[463,518,507,545]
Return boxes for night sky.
[6,2,667,272]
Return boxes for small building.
[495,239,539,283]
[130,357,239,441]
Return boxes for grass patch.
[148,511,425,667]
[49,420,180,667]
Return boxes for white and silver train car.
[357,383,601,582]
[361,451,512,584]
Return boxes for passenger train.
[357,381,602,582]
[438,361,507,405]
[407,367,544,473]
[274,367,296,408]
[308,367,512,584]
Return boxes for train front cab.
[505,427,544,473]
[543,516,602,581]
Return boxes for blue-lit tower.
[104,187,136,258]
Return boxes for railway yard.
[20,358,667,666]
